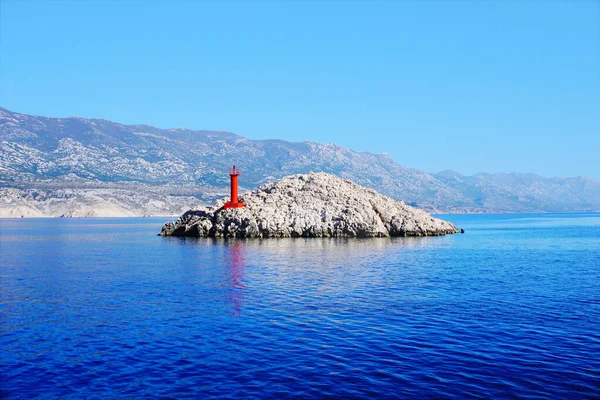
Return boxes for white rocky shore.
[159,173,458,238]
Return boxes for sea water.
[1,214,599,398]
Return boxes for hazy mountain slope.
[0,186,203,218]
[0,107,467,208]
[434,170,600,212]
[1,107,599,215]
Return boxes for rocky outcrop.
[159,173,458,238]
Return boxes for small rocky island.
[159,172,458,238]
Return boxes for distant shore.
[3,211,600,219]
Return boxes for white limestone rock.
[159,173,458,238]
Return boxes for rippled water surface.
[1,214,599,398]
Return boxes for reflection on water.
[225,241,246,315]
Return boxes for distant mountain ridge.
[432,170,599,213]
[1,107,599,215]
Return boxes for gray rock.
[159,173,458,238]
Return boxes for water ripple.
[1,215,599,398]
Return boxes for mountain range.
[1,107,598,217]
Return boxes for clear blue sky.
[1,0,599,179]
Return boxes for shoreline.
[2,211,600,220]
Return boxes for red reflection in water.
[225,241,246,315]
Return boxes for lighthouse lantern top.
[229,165,241,176]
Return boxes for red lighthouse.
[224,165,245,209]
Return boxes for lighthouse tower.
[224,165,245,209]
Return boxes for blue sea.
[1,214,599,398]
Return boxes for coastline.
[3,211,600,219]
